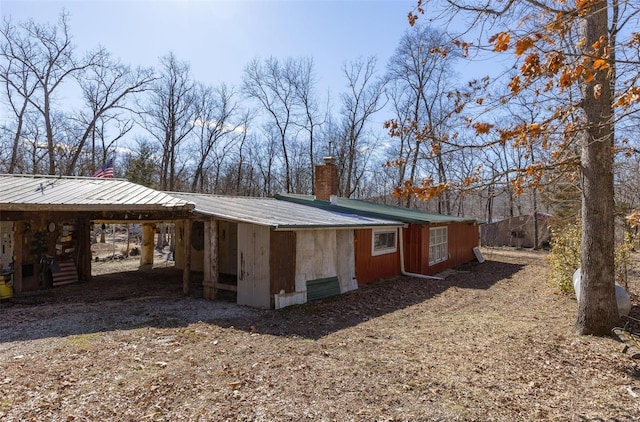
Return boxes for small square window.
[372,229,397,256]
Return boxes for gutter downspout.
[399,226,445,281]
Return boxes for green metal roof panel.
[275,194,478,225]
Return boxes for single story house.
[275,158,481,284]
[0,174,405,309]
[168,192,404,309]
[1,171,480,310]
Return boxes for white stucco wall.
[336,229,357,292]
[295,230,337,292]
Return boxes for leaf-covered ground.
[1,248,639,421]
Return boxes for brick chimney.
[315,156,338,201]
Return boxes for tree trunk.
[404,140,421,208]
[436,152,450,214]
[9,98,29,174]
[44,93,55,175]
[532,192,539,250]
[576,1,618,335]
[281,133,291,193]
[346,132,356,197]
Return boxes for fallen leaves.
[0,248,638,420]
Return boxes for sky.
[1,0,420,100]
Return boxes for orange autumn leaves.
[389,173,482,202]
[490,30,612,97]
[489,28,629,106]
[399,0,639,203]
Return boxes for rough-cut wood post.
[202,219,219,300]
[77,218,92,282]
[183,219,191,296]
[140,223,156,266]
[12,220,23,293]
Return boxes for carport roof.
[0,174,195,212]
[168,192,404,230]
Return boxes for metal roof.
[275,194,478,225]
[0,174,195,212]
[169,192,404,230]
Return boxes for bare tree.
[19,112,46,174]
[0,19,38,173]
[290,57,324,192]
[254,125,283,196]
[189,82,241,192]
[243,56,313,193]
[67,53,154,174]
[231,109,256,195]
[337,56,387,198]
[385,25,460,210]
[0,12,103,175]
[139,52,195,191]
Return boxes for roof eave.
[273,223,406,231]
[0,203,195,212]
[274,194,478,225]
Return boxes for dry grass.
[1,247,639,421]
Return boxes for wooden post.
[203,219,219,300]
[12,220,23,293]
[140,223,156,266]
[76,218,91,282]
[182,219,191,295]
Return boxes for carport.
[0,174,195,296]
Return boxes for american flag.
[93,159,114,178]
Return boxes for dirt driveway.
[1,248,639,421]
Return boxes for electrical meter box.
[0,221,15,270]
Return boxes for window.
[429,226,448,265]
[372,229,397,256]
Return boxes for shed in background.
[480,213,551,249]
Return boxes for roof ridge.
[168,191,276,200]
[0,173,125,181]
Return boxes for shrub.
[547,222,581,293]
[614,231,635,290]
[548,220,636,293]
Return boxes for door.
[237,223,271,308]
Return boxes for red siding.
[403,224,428,274]
[426,223,479,275]
[354,222,479,284]
[354,229,401,285]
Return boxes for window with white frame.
[429,226,448,265]
[372,228,397,256]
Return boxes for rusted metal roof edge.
[0,202,195,212]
